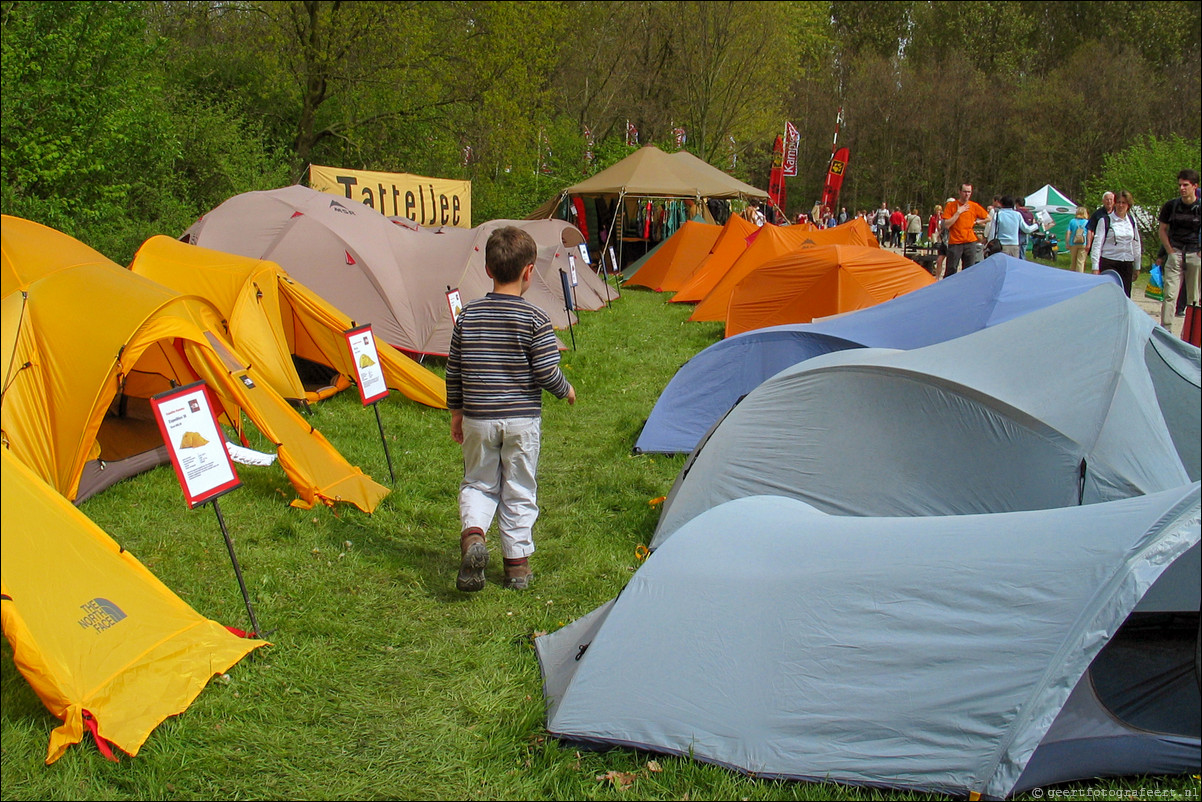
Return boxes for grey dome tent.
[653,281,1200,547]
[634,256,1120,455]
[536,486,1201,799]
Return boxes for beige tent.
[526,146,768,268]
[184,186,602,357]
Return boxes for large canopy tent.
[2,448,268,764]
[1025,184,1077,245]
[128,236,447,408]
[652,281,1200,547]
[537,487,1200,799]
[527,145,769,271]
[183,186,602,358]
[1,215,389,511]
[635,257,1122,455]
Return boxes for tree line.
[2,0,1199,263]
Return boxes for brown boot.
[456,527,488,592]
[502,557,533,591]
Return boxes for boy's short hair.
[1179,169,1200,186]
[485,226,537,284]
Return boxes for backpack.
[1072,225,1086,245]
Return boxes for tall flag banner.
[783,121,800,177]
[768,135,787,213]
[626,121,639,147]
[820,146,850,218]
[583,125,595,172]
[729,136,737,170]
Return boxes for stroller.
[1030,230,1058,260]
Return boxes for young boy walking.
[447,226,576,592]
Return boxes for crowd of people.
[764,169,1199,334]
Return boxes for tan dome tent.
[183,186,601,357]
[127,236,446,408]
[1,215,388,511]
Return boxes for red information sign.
[151,381,241,508]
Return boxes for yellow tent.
[1,215,389,511]
[128,236,446,409]
[1,448,269,763]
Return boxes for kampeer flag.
[820,146,850,217]
[783,122,800,177]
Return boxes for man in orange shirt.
[941,183,991,277]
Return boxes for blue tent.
[634,256,1121,454]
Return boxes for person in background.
[447,226,576,592]
[905,208,922,248]
[889,207,905,248]
[1016,203,1037,259]
[989,196,1038,258]
[1085,191,1115,253]
[838,206,849,225]
[875,202,890,245]
[1090,189,1142,297]
[1065,206,1090,272]
[1157,168,1201,332]
[941,183,990,276]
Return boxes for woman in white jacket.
[1090,189,1142,297]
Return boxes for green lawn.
[2,283,1196,801]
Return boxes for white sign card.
[568,254,579,287]
[446,287,464,324]
[577,243,590,266]
[344,324,389,405]
[151,381,241,508]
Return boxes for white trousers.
[459,416,541,559]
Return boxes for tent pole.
[211,498,264,637]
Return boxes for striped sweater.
[446,293,570,419]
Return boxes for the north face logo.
[329,199,356,216]
[78,598,127,632]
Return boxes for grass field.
[2,275,1197,801]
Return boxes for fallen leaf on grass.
[596,770,638,790]
[647,759,662,772]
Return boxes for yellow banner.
[309,165,471,228]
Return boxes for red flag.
[768,135,786,213]
[820,146,849,217]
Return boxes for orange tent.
[690,219,882,322]
[670,214,760,303]
[623,221,720,292]
[724,245,936,337]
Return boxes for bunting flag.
[820,146,850,218]
[783,121,800,177]
[768,135,787,213]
